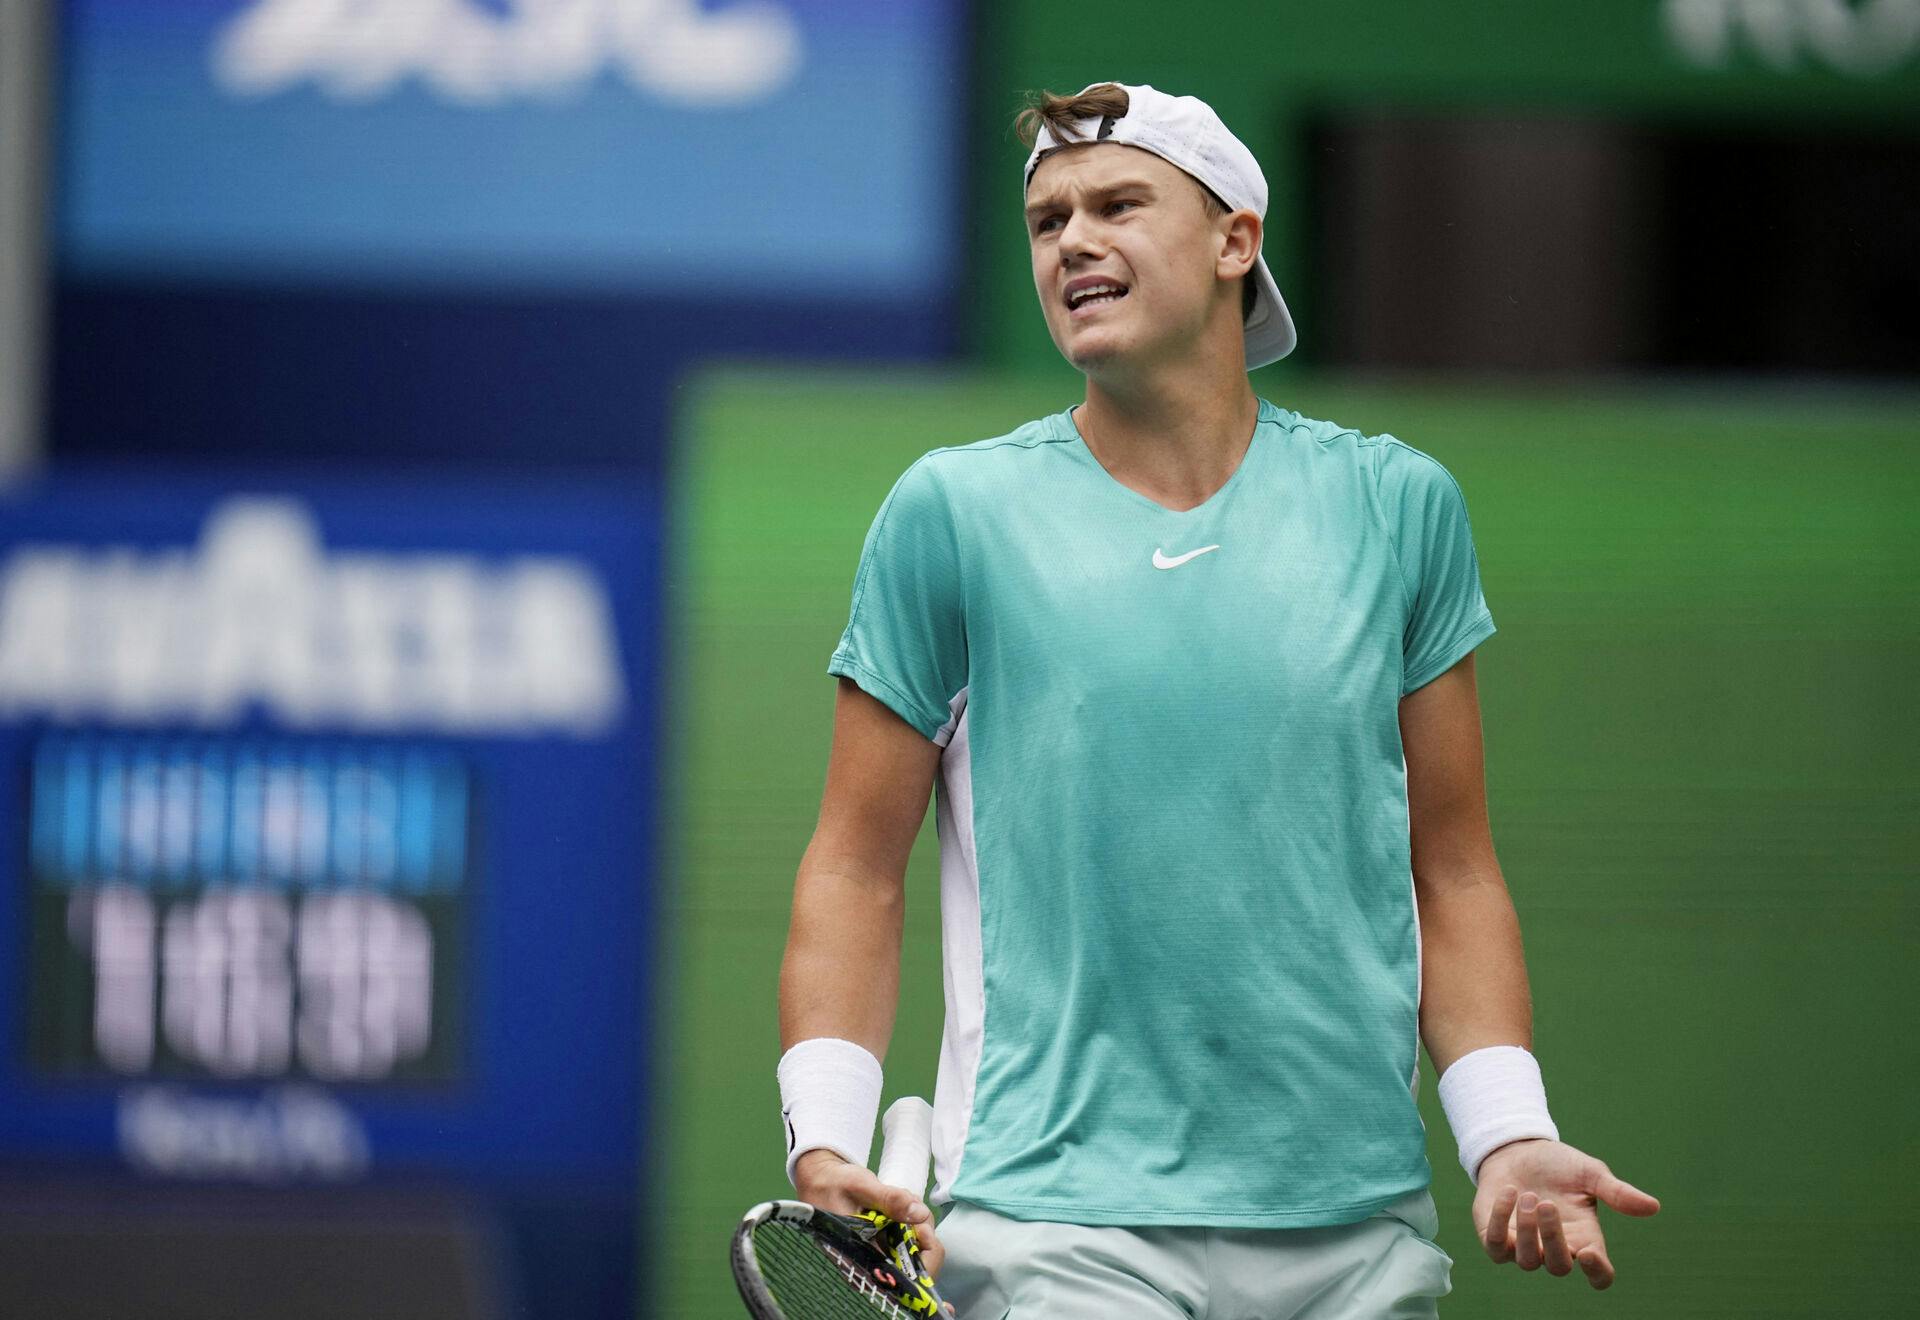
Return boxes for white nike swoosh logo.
[1153,544,1221,570]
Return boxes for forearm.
[1417,861,1534,1077]
[778,842,905,1060]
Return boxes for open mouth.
[1067,283,1130,313]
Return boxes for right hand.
[794,1147,948,1282]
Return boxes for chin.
[1061,330,1130,371]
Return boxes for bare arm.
[779,676,943,1056]
[1400,652,1531,1075]
[1402,652,1659,1290]
[778,676,949,1273]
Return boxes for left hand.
[1473,1138,1661,1290]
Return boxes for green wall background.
[658,366,1918,1318]
[967,0,1920,369]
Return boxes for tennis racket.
[731,1096,953,1318]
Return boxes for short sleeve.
[827,455,969,743]
[1377,439,1497,696]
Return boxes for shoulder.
[1259,400,1373,455]
[887,410,1079,504]
[1262,400,1463,501]
[922,412,1075,469]
[1374,435,1464,497]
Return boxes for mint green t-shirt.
[827,397,1496,1228]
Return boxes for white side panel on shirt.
[929,687,983,1203]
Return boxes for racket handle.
[875,1096,934,1196]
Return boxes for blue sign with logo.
[58,0,967,296]
[0,471,663,1320]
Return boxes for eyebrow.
[1024,179,1160,221]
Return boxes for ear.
[1216,209,1261,282]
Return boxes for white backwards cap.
[1022,82,1297,369]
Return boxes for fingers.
[1595,1167,1662,1217]
[1513,1193,1542,1271]
[849,1171,928,1226]
[794,1157,928,1226]
[1488,1190,1624,1290]
[913,1213,946,1280]
[1512,1194,1575,1275]
[1480,1184,1519,1263]
[845,1169,933,1237]
[1481,1155,1646,1288]
[852,1170,943,1286]
[1536,1200,1574,1276]
[877,1183,932,1226]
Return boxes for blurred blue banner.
[58,0,966,296]
[0,471,664,1320]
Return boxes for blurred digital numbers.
[78,886,433,1079]
[29,736,467,1083]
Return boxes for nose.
[1056,207,1106,265]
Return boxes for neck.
[1075,359,1260,513]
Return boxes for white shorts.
[935,1187,1454,1320]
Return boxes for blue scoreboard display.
[0,474,663,1320]
[28,738,471,1084]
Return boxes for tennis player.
[776,81,1661,1317]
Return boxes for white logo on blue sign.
[0,499,629,736]
[213,0,804,106]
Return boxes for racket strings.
[753,1219,914,1319]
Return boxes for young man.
[777,82,1660,1317]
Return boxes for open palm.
[1473,1138,1661,1290]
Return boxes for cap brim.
[1242,254,1296,370]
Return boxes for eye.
[1035,215,1062,235]
[1106,199,1136,215]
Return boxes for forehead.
[1025,142,1193,205]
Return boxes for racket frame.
[730,1198,947,1319]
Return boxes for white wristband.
[1437,1045,1559,1185]
[777,1037,884,1188]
